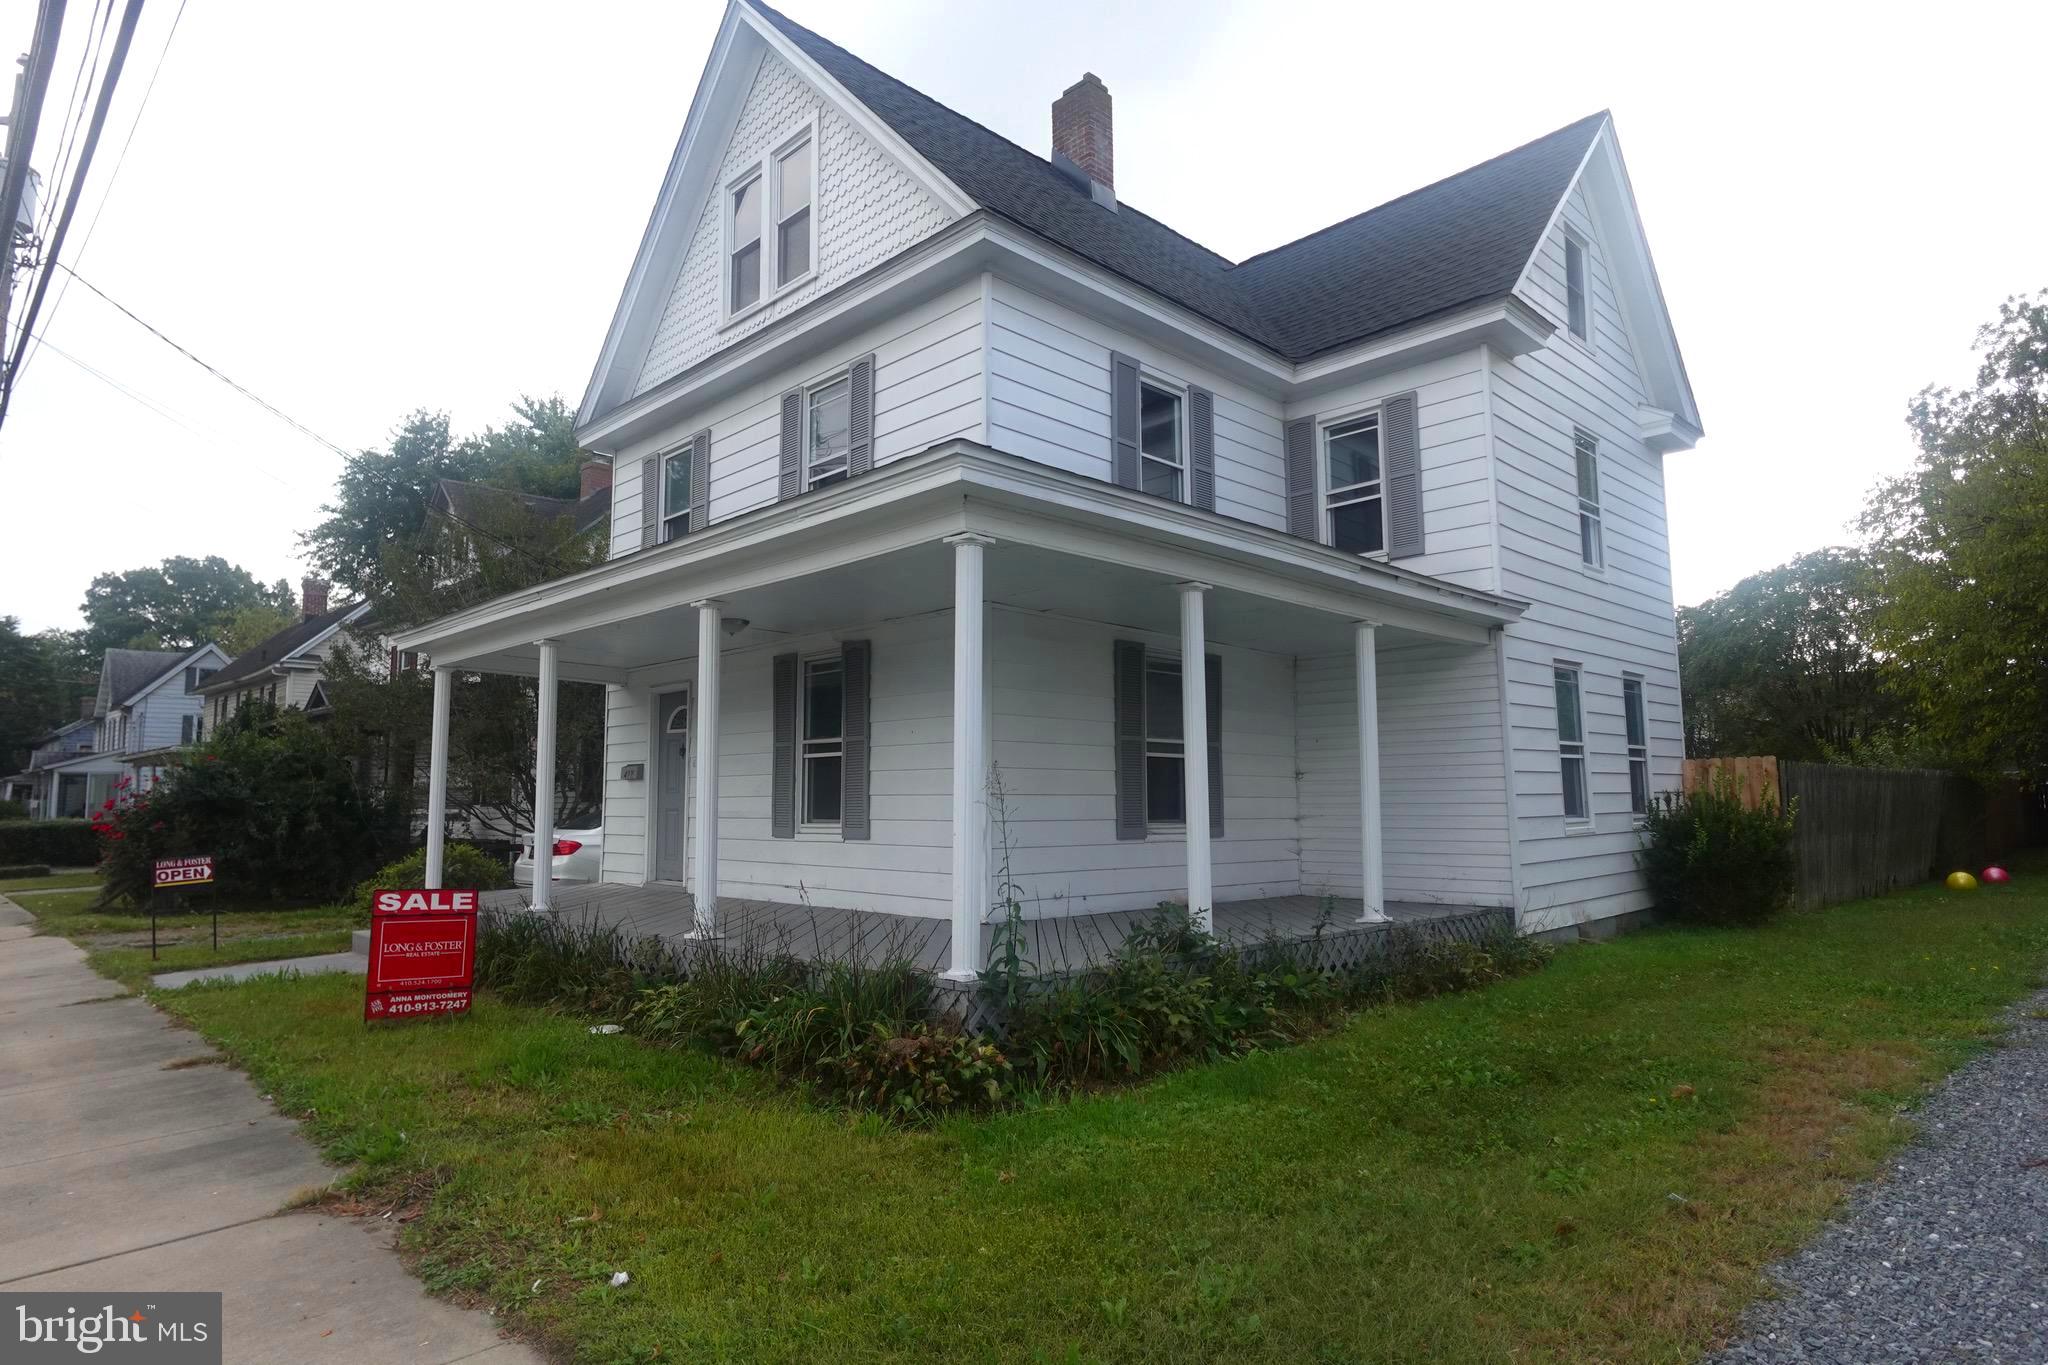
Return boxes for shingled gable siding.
[607,279,985,560]
[1296,638,1513,908]
[1494,182,1683,935]
[986,279,1286,529]
[632,49,955,396]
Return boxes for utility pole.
[0,0,66,356]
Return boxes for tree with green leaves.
[0,617,91,769]
[1859,290,2048,779]
[78,557,294,656]
[1678,546,1907,760]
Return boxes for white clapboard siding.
[599,683,651,883]
[991,609,1300,917]
[1289,350,1501,591]
[1498,182,1685,934]
[609,279,985,557]
[986,279,1290,531]
[632,50,955,396]
[1296,640,1514,907]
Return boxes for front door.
[654,690,690,882]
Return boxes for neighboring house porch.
[396,442,1527,981]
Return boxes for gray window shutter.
[778,389,803,500]
[1109,352,1140,491]
[1205,652,1223,837]
[847,354,876,478]
[1188,386,1216,511]
[1284,416,1317,540]
[841,639,871,840]
[771,652,799,838]
[1113,639,1146,840]
[1383,390,1424,558]
[689,428,711,533]
[640,457,660,549]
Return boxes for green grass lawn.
[0,870,103,892]
[159,870,2048,1365]
[89,932,358,992]
[18,887,363,941]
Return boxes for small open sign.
[152,855,214,888]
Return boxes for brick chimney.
[579,457,613,500]
[301,575,329,621]
[1052,73,1115,207]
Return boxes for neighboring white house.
[195,578,372,732]
[29,644,229,817]
[392,0,1701,967]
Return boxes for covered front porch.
[394,443,1526,981]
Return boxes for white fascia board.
[281,602,375,664]
[1638,405,1703,454]
[1287,298,1552,403]
[394,444,1522,662]
[1508,116,1609,306]
[737,2,976,219]
[118,643,230,708]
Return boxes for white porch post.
[532,640,558,912]
[690,600,724,938]
[944,533,993,980]
[1178,581,1214,931]
[424,665,453,888]
[1355,621,1388,922]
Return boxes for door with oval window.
[655,690,690,883]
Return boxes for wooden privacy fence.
[1679,757,2036,910]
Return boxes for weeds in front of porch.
[474,911,685,1015]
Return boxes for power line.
[0,0,144,431]
[44,263,577,578]
[18,0,188,382]
[32,0,110,245]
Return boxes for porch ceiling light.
[721,617,751,636]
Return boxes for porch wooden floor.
[481,883,1491,974]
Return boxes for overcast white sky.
[2,0,2042,633]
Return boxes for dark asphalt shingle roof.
[748,0,1603,362]
[100,649,189,712]
[203,605,362,692]
[432,480,612,537]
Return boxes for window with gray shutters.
[1138,380,1185,500]
[1322,413,1385,555]
[661,450,691,543]
[807,376,853,489]
[800,656,845,827]
[1144,656,1185,825]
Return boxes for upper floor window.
[1574,428,1603,568]
[807,375,852,488]
[662,449,692,543]
[1138,379,1184,500]
[801,655,845,827]
[1623,674,1649,817]
[1143,654,1186,826]
[1554,665,1589,823]
[1323,413,1385,556]
[728,172,763,314]
[1564,232,1590,343]
[774,132,814,289]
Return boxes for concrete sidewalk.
[0,897,540,1364]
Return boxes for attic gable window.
[1564,231,1590,343]
[728,172,763,314]
[723,117,819,323]
[774,132,814,288]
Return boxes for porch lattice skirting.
[479,886,1511,1034]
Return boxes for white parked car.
[512,826,604,888]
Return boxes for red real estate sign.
[365,888,479,1022]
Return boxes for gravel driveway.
[1711,988,2048,1364]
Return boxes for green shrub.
[834,1023,1010,1117]
[1639,777,1798,926]
[0,798,27,820]
[96,707,383,906]
[0,863,52,879]
[0,819,99,868]
[354,843,511,915]
[475,912,680,1016]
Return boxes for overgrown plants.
[1638,771,1798,926]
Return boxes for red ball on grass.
[1981,866,2010,884]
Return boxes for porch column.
[532,641,560,912]
[944,533,993,980]
[1178,582,1214,931]
[424,665,453,888]
[1355,621,1388,922]
[690,600,724,938]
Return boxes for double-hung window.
[1623,674,1649,818]
[1564,232,1590,343]
[1324,413,1385,555]
[728,171,763,314]
[661,448,692,543]
[1574,428,1603,568]
[1143,655,1185,825]
[1555,665,1589,823]
[800,656,845,827]
[774,133,813,288]
[1138,379,1184,500]
[806,375,852,488]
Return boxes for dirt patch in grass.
[160,1054,227,1071]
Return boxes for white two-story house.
[393,0,1701,973]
